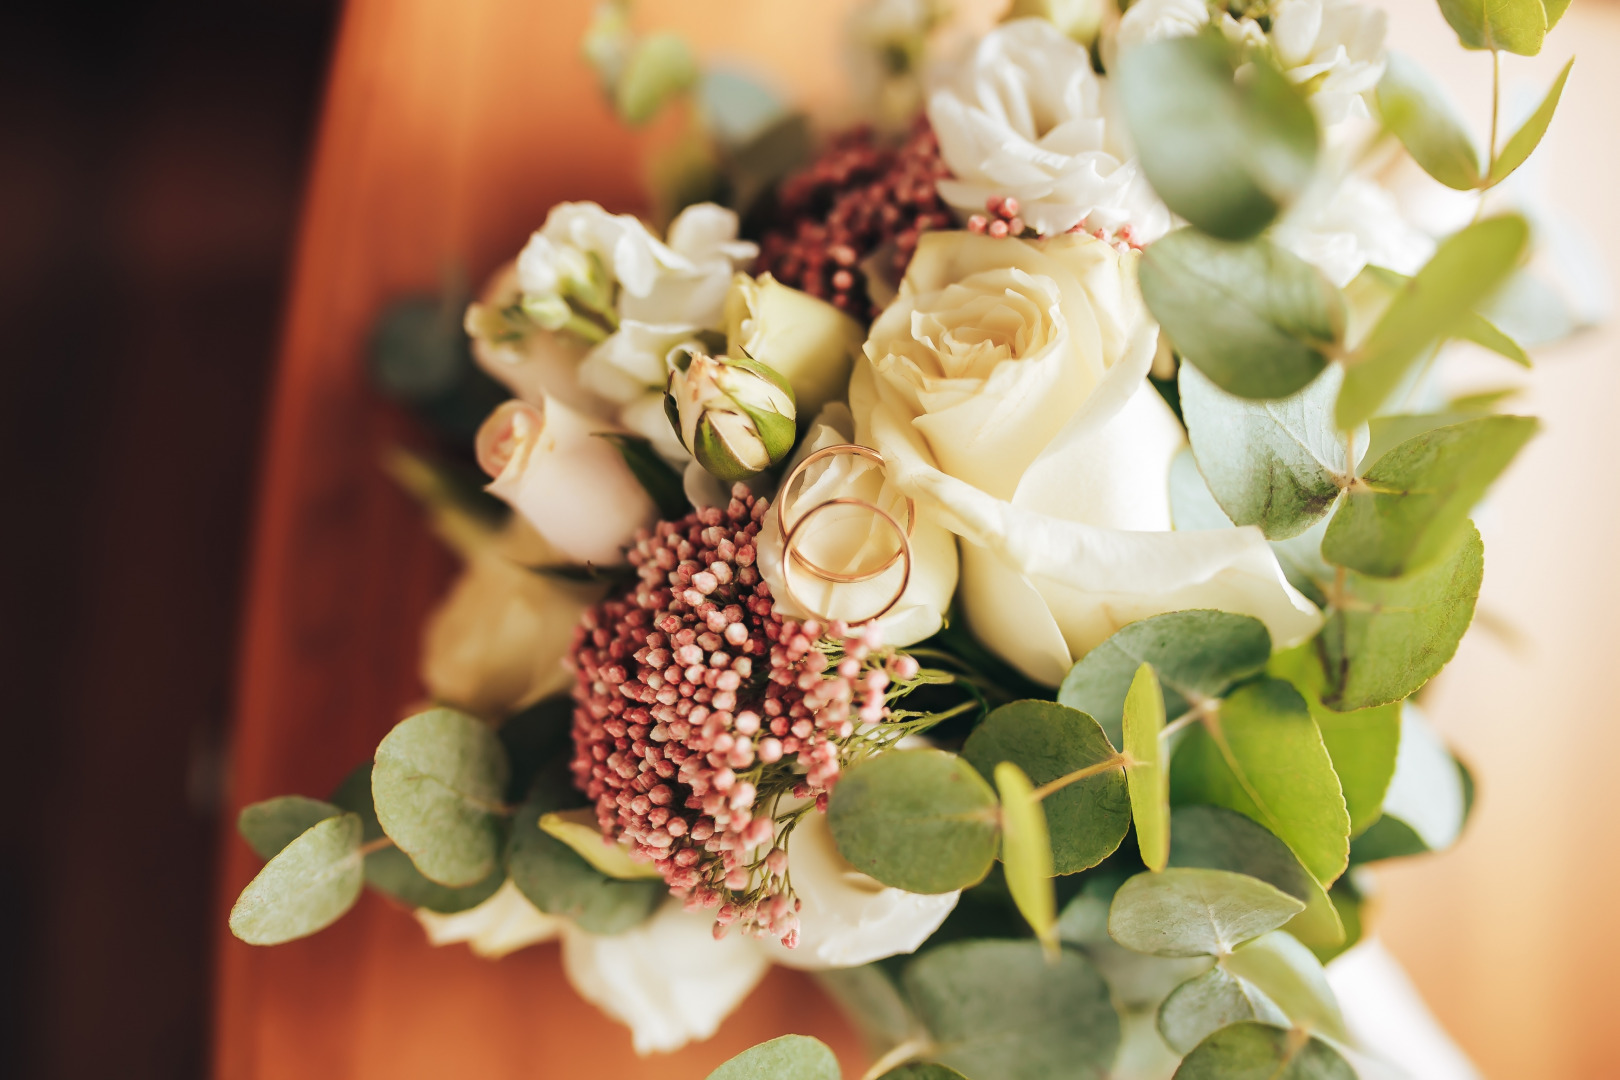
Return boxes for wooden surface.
[215,1,1620,1077]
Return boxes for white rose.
[1271,0,1388,125]
[757,403,958,647]
[853,230,1320,685]
[757,807,959,970]
[420,515,596,719]
[560,900,771,1055]
[475,397,657,566]
[927,19,1169,241]
[724,272,863,422]
[415,880,565,959]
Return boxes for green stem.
[1030,753,1128,802]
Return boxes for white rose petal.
[1271,0,1388,126]
[476,397,657,566]
[415,880,565,960]
[1111,0,1209,54]
[759,808,959,971]
[560,900,770,1055]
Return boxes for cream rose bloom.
[927,18,1168,240]
[853,230,1320,685]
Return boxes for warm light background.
[213,2,1620,1079]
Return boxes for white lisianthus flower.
[560,901,771,1056]
[927,18,1169,241]
[506,201,757,460]
[1270,0,1388,125]
[853,230,1320,685]
[464,261,611,419]
[1274,169,1435,288]
[421,515,598,719]
[757,807,959,970]
[757,404,958,647]
[415,880,565,959]
[475,397,657,566]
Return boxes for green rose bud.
[723,273,862,424]
[664,346,797,482]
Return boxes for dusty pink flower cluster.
[568,484,892,942]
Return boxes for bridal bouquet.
[229,1,1585,1076]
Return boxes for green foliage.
[1109,868,1304,958]
[1491,55,1575,182]
[1141,231,1343,400]
[1377,52,1481,191]
[538,809,664,880]
[1059,611,1272,748]
[1322,415,1537,578]
[229,814,365,946]
[881,1066,970,1080]
[1124,664,1171,873]
[238,796,342,861]
[1337,216,1530,429]
[497,696,575,803]
[616,33,700,125]
[1350,705,1471,863]
[1169,679,1351,886]
[1317,524,1484,711]
[1173,1022,1355,1079]
[595,433,691,521]
[1222,931,1347,1042]
[994,762,1059,952]
[963,702,1130,875]
[1167,806,1342,951]
[1116,34,1319,240]
[1437,0,1548,56]
[371,708,511,887]
[904,940,1120,1080]
[1179,364,1357,539]
[706,1035,841,1080]
[1158,967,1286,1055]
[828,750,1000,894]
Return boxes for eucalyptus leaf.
[1108,868,1304,958]
[1180,364,1362,539]
[595,433,690,521]
[1315,875,1367,965]
[498,695,575,802]
[330,763,504,914]
[1376,52,1481,191]
[238,796,342,861]
[1317,523,1484,711]
[706,1035,841,1080]
[1141,231,1342,400]
[229,813,365,945]
[698,69,790,148]
[1323,415,1537,578]
[616,32,699,125]
[1492,55,1575,184]
[1124,664,1171,872]
[995,762,1059,952]
[1158,967,1287,1055]
[814,966,924,1057]
[963,701,1130,875]
[1059,610,1272,748]
[1168,806,1342,951]
[372,708,511,887]
[539,808,664,880]
[828,750,1000,894]
[1170,448,1235,531]
[1173,1022,1356,1079]
[1168,679,1351,886]
[1337,216,1531,430]
[1117,34,1319,240]
[904,940,1120,1080]
[1269,647,1400,837]
[1223,930,1348,1043]
[1457,311,1532,367]
[1546,0,1572,29]
[881,1066,969,1080]
[1350,704,1469,863]
[1437,0,1548,56]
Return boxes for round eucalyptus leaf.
[994,762,1058,951]
[1108,868,1304,958]
[904,940,1120,1080]
[1158,966,1286,1055]
[1142,231,1342,400]
[616,32,699,126]
[1224,931,1348,1043]
[498,695,575,803]
[1173,1021,1355,1080]
[1376,53,1481,192]
[1059,611,1272,747]
[1436,0,1547,57]
[372,708,511,887]
[706,1034,840,1080]
[828,749,1000,894]
[229,813,364,946]
[881,1066,970,1080]
[237,795,342,861]
[1123,664,1170,872]
[1350,704,1469,865]
[1117,35,1318,240]
[963,701,1129,875]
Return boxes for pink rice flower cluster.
[568,484,895,943]
[754,116,953,321]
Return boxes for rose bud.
[663,345,797,483]
[723,273,861,424]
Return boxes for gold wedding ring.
[776,444,915,583]
[780,497,913,626]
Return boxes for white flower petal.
[415,880,565,960]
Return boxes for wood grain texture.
[212,2,874,1077]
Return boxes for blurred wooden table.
[211,2,875,1077]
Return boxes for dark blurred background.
[0,2,337,1077]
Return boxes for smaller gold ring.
[780,497,912,626]
[776,444,915,582]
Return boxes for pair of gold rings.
[774,444,915,626]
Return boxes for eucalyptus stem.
[1474,47,1502,223]
[358,836,395,856]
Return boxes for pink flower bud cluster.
[966,194,1027,239]
[568,484,895,941]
